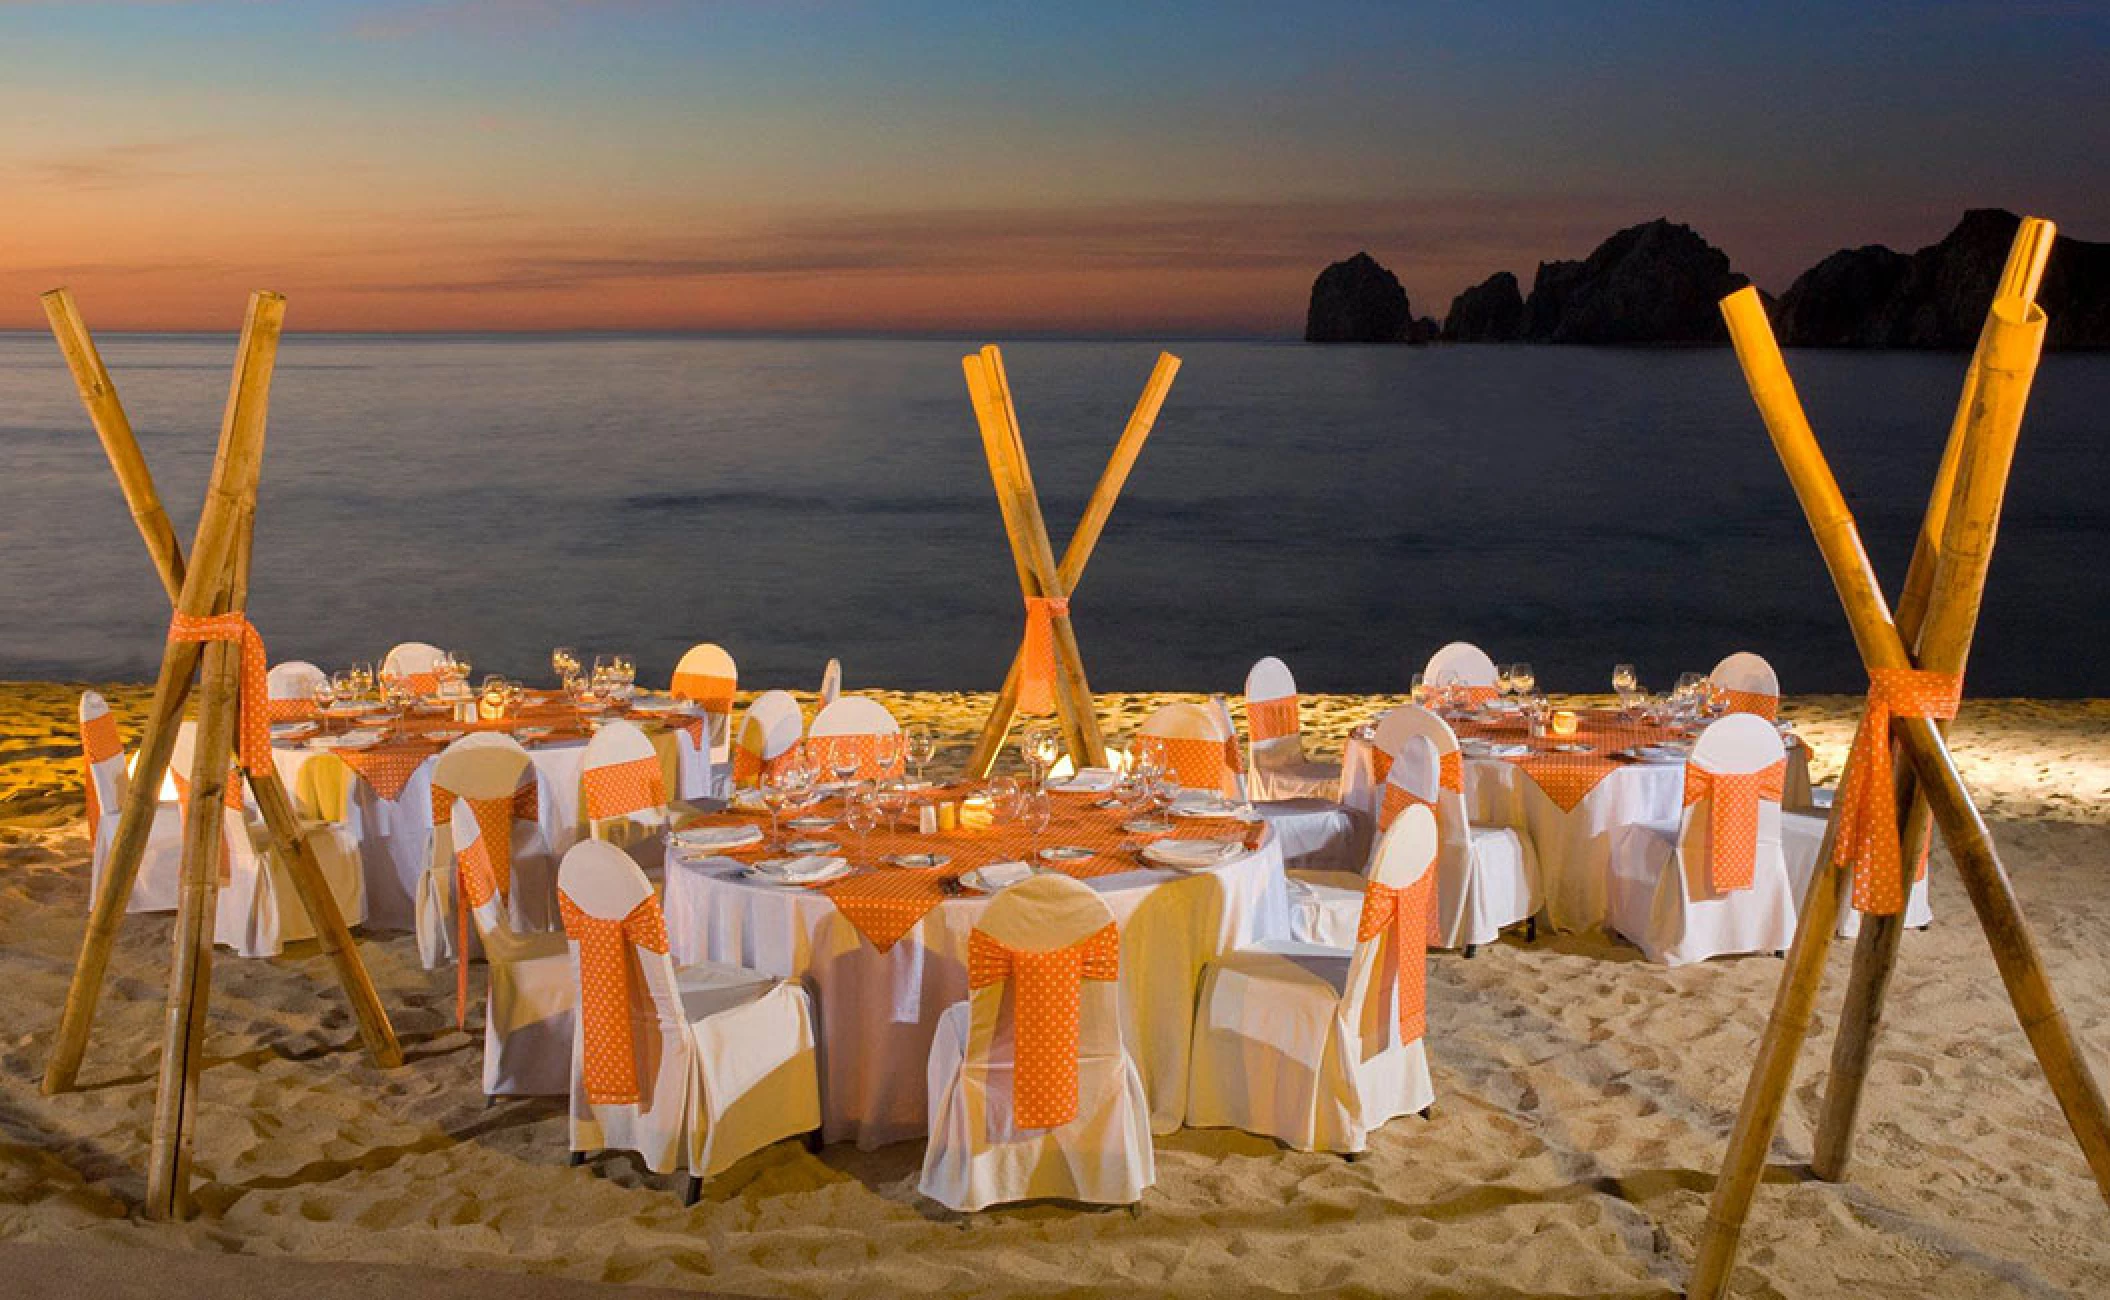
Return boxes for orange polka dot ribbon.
[166,612,271,776]
[1356,870,1436,1043]
[1835,668,1963,915]
[1719,688,1779,722]
[967,921,1120,1129]
[1457,685,1498,706]
[1369,747,1394,787]
[1437,750,1464,795]
[1149,735,1239,792]
[805,733,906,782]
[1682,759,1785,893]
[1377,783,1435,833]
[405,671,440,697]
[558,889,671,1107]
[266,698,317,723]
[732,737,802,789]
[583,754,666,821]
[1247,695,1301,742]
[1018,596,1070,717]
[79,712,122,831]
[670,672,736,715]
[451,778,540,1029]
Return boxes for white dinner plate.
[1037,845,1094,863]
[888,851,950,870]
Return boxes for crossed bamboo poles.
[960,345,1181,778]
[38,289,401,1220]
[1689,218,2110,1297]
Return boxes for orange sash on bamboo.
[805,733,905,782]
[1835,668,1962,915]
[1018,596,1069,717]
[1719,688,1779,721]
[167,612,271,775]
[1247,695,1301,742]
[583,754,665,820]
[967,920,1119,1129]
[79,712,122,830]
[1356,870,1434,1042]
[1682,760,1785,893]
[558,890,671,1106]
[452,778,540,1027]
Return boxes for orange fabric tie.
[1457,685,1498,706]
[452,779,539,1028]
[670,672,736,714]
[1018,596,1070,717]
[1835,668,1963,915]
[967,921,1119,1129]
[1682,760,1785,894]
[1438,750,1464,795]
[80,712,122,832]
[583,754,666,821]
[405,671,440,696]
[559,890,671,1107]
[1719,688,1779,721]
[1150,735,1236,792]
[1377,782,1434,833]
[1356,870,1435,1041]
[1247,695,1301,742]
[167,612,271,776]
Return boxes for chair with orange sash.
[1779,807,1933,938]
[1134,702,1242,800]
[731,689,805,790]
[417,732,527,970]
[78,690,184,914]
[381,641,447,697]
[807,695,905,783]
[1242,657,1339,803]
[1421,641,1501,705]
[669,642,738,801]
[265,661,327,716]
[445,737,572,1097]
[919,873,1153,1212]
[581,719,700,873]
[1287,735,1440,949]
[559,840,821,1203]
[1606,713,1798,965]
[1390,704,1538,955]
[1187,802,1439,1154]
[171,718,366,958]
[1711,650,1818,811]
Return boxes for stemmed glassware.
[1612,663,1640,713]
[762,756,816,850]
[828,737,863,788]
[1020,723,1062,791]
[843,786,879,863]
[612,654,637,702]
[876,779,911,835]
[349,661,375,701]
[1020,788,1052,858]
[1496,663,1518,705]
[552,645,581,690]
[903,724,935,786]
[1511,663,1536,699]
[331,669,358,707]
[874,731,904,784]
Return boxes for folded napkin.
[961,860,1034,892]
[670,824,763,853]
[752,854,848,884]
[1050,767,1119,793]
[1143,837,1244,869]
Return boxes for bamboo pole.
[964,352,1180,776]
[1813,217,2057,1181]
[1691,289,2110,1298]
[41,289,187,603]
[43,293,284,1095]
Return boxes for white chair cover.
[670,642,738,801]
[1242,657,1339,803]
[1136,702,1242,799]
[447,741,571,1096]
[560,840,821,1181]
[808,695,905,781]
[381,641,447,691]
[1422,641,1498,689]
[1606,714,1798,965]
[173,719,366,959]
[1187,803,1439,1153]
[1287,735,1442,950]
[582,719,693,871]
[79,690,184,914]
[919,873,1154,1211]
[1710,651,1814,809]
[1710,651,1781,711]
[732,689,805,788]
[1780,808,1934,938]
[819,658,842,707]
[266,660,327,701]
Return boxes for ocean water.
[1,333,2105,697]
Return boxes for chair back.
[1679,713,1787,897]
[967,873,1123,1130]
[670,643,738,752]
[808,695,904,780]
[1136,702,1241,798]
[266,661,327,717]
[382,641,447,695]
[819,658,842,707]
[581,720,670,846]
[1710,651,1782,721]
[556,840,685,1113]
[733,689,805,787]
[1344,802,1438,1055]
[1366,703,1471,862]
[438,736,543,934]
[1422,641,1499,703]
[78,690,128,832]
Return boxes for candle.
[1551,709,1580,737]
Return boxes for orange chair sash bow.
[583,754,666,821]
[450,778,540,1028]
[1147,735,1237,792]
[1018,595,1070,717]
[1682,759,1785,893]
[1377,782,1435,833]
[1719,688,1779,721]
[559,890,672,1106]
[1247,695,1301,743]
[967,921,1120,1129]
[1834,668,1962,915]
[80,713,123,830]
[167,612,270,775]
[1356,870,1435,1042]
[404,671,440,696]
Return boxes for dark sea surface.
[1,333,2105,697]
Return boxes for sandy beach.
[2,683,2107,1296]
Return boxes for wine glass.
[843,786,879,863]
[876,779,911,834]
[1496,663,1517,702]
[760,764,795,850]
[612,654,637,702]
[986,776,1022,825]
[331,670,358,706]
[1511,663,1536,698]
[551,645,580,687]
[874,731,904,783]
[1023,724,1062,790]
[1020,789,1052,858]
[349,661,374,700]
[903,724,935,786]
[311,676,338,711]
[826,738,862,789]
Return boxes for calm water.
[1,333,2105,697]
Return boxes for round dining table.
[662,790,1293,1149]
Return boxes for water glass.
[874,731,904,781]
[1511,663,1536,697]
[903,724,936,784]
[843,787,880,862]
[1020,789,1052,855]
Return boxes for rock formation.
[1442,271,1525,342]
[1517,219,1749,345]
[1305,252,1415,343]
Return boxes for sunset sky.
[3,0,2105,335]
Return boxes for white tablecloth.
[663,833,1293,1149]
[272,740,592,932]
